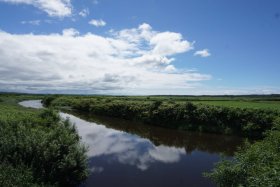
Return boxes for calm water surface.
[19,100,244,187]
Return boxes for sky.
[0,0,279,95]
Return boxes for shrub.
[42,95,58,107]
[42,96,280,138]
[205,123,280,186]
[0,163,41,187]
[0,104,88,186]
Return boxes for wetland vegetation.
[43,94,280,138]
[42,94,280,186]
[1,93,280,186]
[0,94,88,186]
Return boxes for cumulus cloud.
[62,28,79,36]
[151,32,193,56]
[78,8,89,17]
[0,23,211,94]
[164,65,176,73]
[89,19,106,27]
[114,23,193,55]
[194,49,211,57]
[0,0,72,17]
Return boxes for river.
[19,100,243,187]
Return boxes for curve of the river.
[19,100,243,187]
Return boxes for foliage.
[0,163,42,187]
[0,95,88,186]
[2,93,280,186]
[43,95,280,138]
[42,95,59,107]
[205,118,280,186]
[192,100,280,111]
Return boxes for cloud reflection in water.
[60,113,185,171]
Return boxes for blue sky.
[0,0,279,95]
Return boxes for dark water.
[19,100,244,187]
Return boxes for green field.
[191,100,280,110]
[146,95,280,110]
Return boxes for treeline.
[43,96,280,138]
[0,99,88,186]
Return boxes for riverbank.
[0,94,88,186]
[43,95,280,138]
[19,99,244,187]
[1,93,280,186]
[41,95,280,186]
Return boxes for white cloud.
[114,23,193,56]
[114,22,155,44]
[78,8,89,17]
[89,19,106,27]
[194,49,211,57]
[151,32,193,56]
[62,28,79,37]
[164,65,176,73]
[0,23,211,94]
[0,0,72,17]
[21,20,41,25]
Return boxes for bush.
[42,95,58,107]
[205,120,280,186]
[42,96,280,138]
[0,104,88,186]
[0,163,41,187]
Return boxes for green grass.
[192,100,280,110]
[141,95,280,110]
